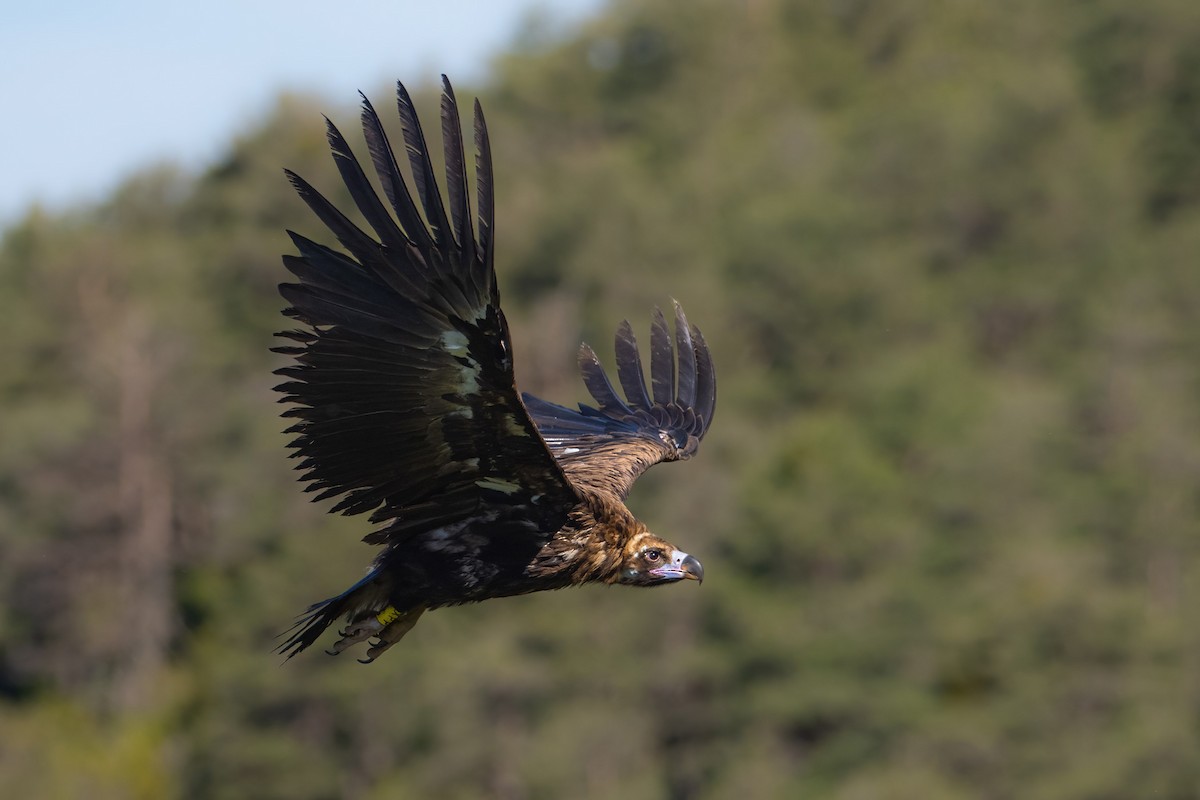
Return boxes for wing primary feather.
[278,283,406,339]
[673,300,697,407]
[473,98,496,296]
[279,239,439,333]
[440,76,475,264]
[286,230,427,302]
[281,253,386,310]
[691,324,717,434]
[323,118,409,252]
[578,344,633,416]
[284,170,382,269]
[649,306,676,406]
[359,94,435,256]
[614,320,652,410]
[395,81,453,255]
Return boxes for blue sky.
[1,0,604,224]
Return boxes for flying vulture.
[274,78,716,662]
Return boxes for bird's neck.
[524,489,640,585]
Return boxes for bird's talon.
[321,614,387,658]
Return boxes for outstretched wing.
[523,301,716,499]
[275,77,577,547]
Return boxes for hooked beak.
[650,550,705,584]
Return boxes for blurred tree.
[0,0,1198,797]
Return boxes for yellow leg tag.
[376,606,402,626]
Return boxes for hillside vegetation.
[1,1,1198,797]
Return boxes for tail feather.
[275,569,385,660]
[275,598,343,660]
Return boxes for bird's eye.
[644,549,662,563]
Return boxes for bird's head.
[616,530,704,587]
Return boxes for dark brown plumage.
[274,78,715,662]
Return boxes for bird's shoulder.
[523,489,640,583]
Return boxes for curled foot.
[326,606,427,663]
[325,616,383,656]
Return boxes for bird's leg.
[358,606,426,663]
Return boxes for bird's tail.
[275,569,389,660]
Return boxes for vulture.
[274,77,716,662]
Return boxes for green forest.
[2,0,1199,797]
